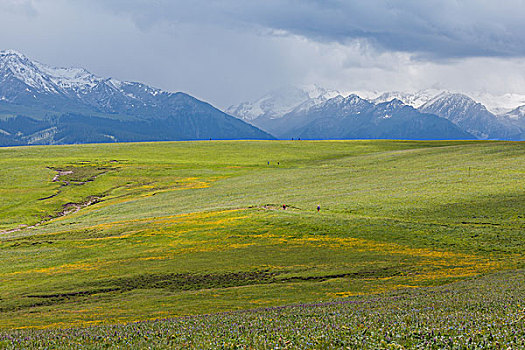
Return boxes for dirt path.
[0,167,108,235]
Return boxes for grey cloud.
[1,0,37,16]
[2,0,525,108]
[89,0,525,59]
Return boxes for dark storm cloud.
[2,0,525,107]
[91,0,525,59]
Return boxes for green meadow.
[0,140,523,331]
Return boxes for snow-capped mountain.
[239,86,525,140]
[0,49,174,115]
[371,89,525,116]
[505,105,525,120]
[471,92,525,115]
[257,94,473,140]
[501,105,525,130]
[229,85,525,140]
[253,94,373,137]
[0,49,116,101]
[420,92,523,140]
[0,50,273,145]
[371,89,442,108]
[226,85,341,121]
[2,50,522,144]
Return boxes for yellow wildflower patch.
[5,261,101,276]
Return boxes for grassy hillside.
[0,140,523,330]
[2,269,523,349]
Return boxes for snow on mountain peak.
[471,92,525,115]
[34,62,103,91]
[0,49,132,98]
[371,89,442,108]
[0,49,27,58]
[385,98,405,107]
[227,85,342,121]
[0,49,61,94]
[372,99,408,116]
[330,95,346,103]
[0,49,177,114]
[422,92,488,114]
[505,105,525,120]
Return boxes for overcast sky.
[2,0,525,108]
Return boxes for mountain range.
[0,50,273,146]
[229,87,525,141]
[1,50,524,145]
[250,94,473,140]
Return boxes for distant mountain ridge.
[0,50,274,145]
[254,94,474,140]
[501,105,525,130]
[420,93,523,140]
[229,88,525,141]
[2,50,524,144]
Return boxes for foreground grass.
[1,269,523,349]
[0,140,523,330]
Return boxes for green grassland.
[0,140,523,332]
[2,269,523,349]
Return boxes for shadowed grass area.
[0,140,523,329]
[1,269,524,349]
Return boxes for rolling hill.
[0,140,523,331]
